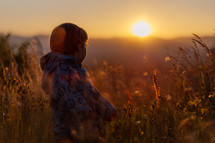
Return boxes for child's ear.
[50,27,66,53]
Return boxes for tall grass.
[0,34,215,143]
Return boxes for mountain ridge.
[7,34,215,65]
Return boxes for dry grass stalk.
[153,70,160,107]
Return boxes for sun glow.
[132,22,151,37]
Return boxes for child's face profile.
[75,42,86,64]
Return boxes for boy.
[40,23,116,143]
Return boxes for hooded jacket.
[40,52,116,140]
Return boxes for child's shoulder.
[57,62,85,74]
[55,61,88,82]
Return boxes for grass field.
[0,34,215,143]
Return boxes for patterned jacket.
[40,52,116,140]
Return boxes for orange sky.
[0,0,214,39]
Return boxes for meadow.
[0,33,215,143]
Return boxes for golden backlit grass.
[0,34,215,143]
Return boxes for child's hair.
[50,23,88,55]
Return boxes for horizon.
[6,32,215,41]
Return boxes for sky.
[0,0,214,39]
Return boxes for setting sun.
[132,22,151,37]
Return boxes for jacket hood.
[40,52,81,94]
[40,52,81,72]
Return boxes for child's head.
[50,23,88,56]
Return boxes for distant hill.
[8,34,215,65]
